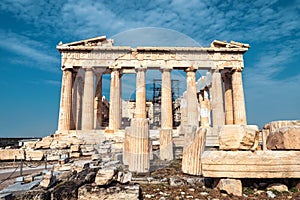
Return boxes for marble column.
[95,73,103,128]
[199,89,210,127]
[186,68,199,127]
[211,70,225,127]
[81,67,94,130]
[135,68,146,119]
[109,69,121,131]
[180,92,188,126]
[223,73,234,125]
[58,68,73,131]
[160,69,173,160]
[126,67,150,173]
[72,69,84,130]
[161,69,173,129]
[232,69,247,124]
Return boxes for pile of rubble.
[0,131,122,162]
[201,120,300,196]
[0,156,138,200]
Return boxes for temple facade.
[56,36,249,134]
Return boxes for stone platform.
[202,150,300,178]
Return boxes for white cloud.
[0,30,59,72]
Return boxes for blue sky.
[0,0,299,137]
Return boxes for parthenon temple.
[54,35,300,178]
[57,36,247,132]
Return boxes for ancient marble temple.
[56,36,249,172]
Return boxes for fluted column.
[95,73,103,128]
[125,67,150,173]
[211,70,225,127]
[135,68,146,119]
[223,73,234,125]
[160,68,173,160]
[199,89,210,127]
[81,67,94,130]
[161,69,173,129]
[74,71,84,130]
[232,69,247,124]
[186,68,199,126]
[58,68,73,131]
[180,92,188,126]
[109,69,121,131]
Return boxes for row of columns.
[58,67,247,132]
[58,67,194,133]
[58,67,122,132]
[199,69,247,127]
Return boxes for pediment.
[211,40,250,48]
[58,36,113,47]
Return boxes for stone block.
[24,141,36,149]
[267,183,288,192]
[70,145,80,152]
[69,137,84,145]
[267,126,300,150]
[0,149,24,160]
[117,171,132,184]
[70,152,81,158]
[265,120,300,133]
[81,151,96,156]
[95,169,116,186]
[35,137,53,149]
[46,155,60,161]
[25,150,44,161]
[216,178,242,196]
[218,125,259,150]
[201,151,300,178]
[40,171,56,188]
[50,140,70,150]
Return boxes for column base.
[123,127,131,165]
[127,118,150,173]
[159,128,174,161]
[182,127,206,175]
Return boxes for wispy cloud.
[0,30,60,72]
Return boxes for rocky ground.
[139,159,300,200]
[0,158,299,200]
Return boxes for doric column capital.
[84,66,94,71]
[160,68,171,73]
[185,66,197,73]
[231,65,244,72]
[135,67,146,73]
